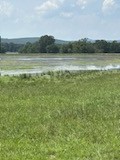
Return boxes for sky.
[0,0,120,40]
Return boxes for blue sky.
[0,0,120,40]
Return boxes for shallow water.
[0,54,120,76]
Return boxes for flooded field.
[0,53,120,76]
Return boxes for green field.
[0,71,120,159]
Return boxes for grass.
[0,70,120,159]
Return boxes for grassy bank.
[0,71,120,160]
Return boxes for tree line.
[1,35,120,54]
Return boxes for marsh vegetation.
[1,53,120,76]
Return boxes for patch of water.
[18,57,77,61]
[0,64,120,76]
[53,64,120,71]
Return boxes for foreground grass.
[0,71,120,160]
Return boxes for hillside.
[1,37,70,45]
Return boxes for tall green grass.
[0,71,120,160]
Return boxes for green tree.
[110,41,120,53]
[60,43,73,53]
[0,36,1,53]
[94,40,109,53]
[1,46,6,53]
[46,44,59,53]
[0,36,6,53]
[39,35,55,53]
[19,42,33,53]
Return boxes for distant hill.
[1,37,70,45]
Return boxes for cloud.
[0,0,13,16]
[76,0,87,9]
[76,0,95,10]
[102,0,116,12]
[60,12,73,18]
[35,0,62,15]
